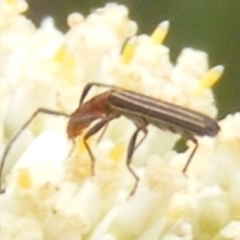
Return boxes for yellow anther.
[200,65,224,88]
[108,142,124,163]
[53,45,68,63]
[53,45,75,70]
[121,37,137,65]
[17,168,32,189]
[151,20,170,44]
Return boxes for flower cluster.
[0,0,239,239]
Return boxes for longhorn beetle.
[0,82,220,194]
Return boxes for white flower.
[0,0,237,239]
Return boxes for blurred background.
[26,0,240,119]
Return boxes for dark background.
[26,0,240,119]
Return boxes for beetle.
[0,82,220,194]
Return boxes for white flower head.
[0,1,237,240]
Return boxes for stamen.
[121,37,137,64]
[200,65,224,88]
[151,20,169,44]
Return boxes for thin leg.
[132,128,148,154]
[127,125,148,196]
[182,137,198,174]
[96,123,109,143]
[0,108,69,193]
[83,114,118,175]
